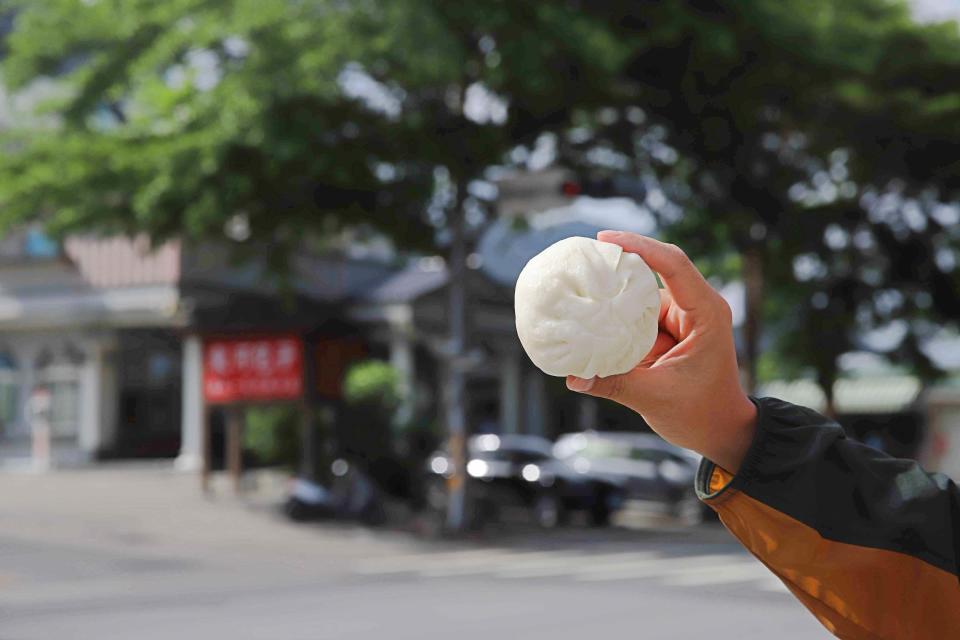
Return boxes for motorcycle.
[283,458,386,526]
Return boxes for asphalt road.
[0,467,829,640]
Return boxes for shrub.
[343,360,400,410]
[244,405,300,469]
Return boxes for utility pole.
[444,189,469,531]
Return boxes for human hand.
[566,231,756,473]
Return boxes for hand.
[566,231,757,473]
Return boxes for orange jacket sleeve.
[698,397,960,640]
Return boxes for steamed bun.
[514,236,661,379]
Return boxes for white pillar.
[176,334,204,471]
[499,351,521,434]
[78,336,118,457]
[98,342,118,452]
[388,305,415,426]
[524,370,547,436]
[78,342,102,457]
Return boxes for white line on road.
[354,549,520,575]
[418,551,565,577]
[494,552,660,579]
[661,562,770,586]
[353,547,779,595]
[575,554,750,582]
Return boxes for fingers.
[597,231,711,310]
[658,288,671,323]
[640,330,677,367]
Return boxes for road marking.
[352,547,782,596]
[661,562,770,586]
[494,552,659,579]
[354,549,519,575]
[575,554,746,581]
[418,551,561,577]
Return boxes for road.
[0,467,829,639]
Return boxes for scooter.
[283,458,386,526]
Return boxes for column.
[78,341,102,457]
[499,351,521,434]
[77,335,119,458]
[388,304,416,426]
[523,370,547,436]
[100,344,118,451]
[175,334,204,471]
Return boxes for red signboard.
[203,335,304,404]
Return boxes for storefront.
[0,232,542,470]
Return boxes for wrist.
[704,393,757,474]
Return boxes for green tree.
[556,0,960,403]
[5,0,960,499]
[0,0,635,529]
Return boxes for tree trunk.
[742,245,764,395]
[818,371,838,420]
[823,389,837,420]
[444,196,469,531]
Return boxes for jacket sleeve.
[697,396,960,640]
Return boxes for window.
[35,343,85,438]
[47,379,80,437]
[0,351,18,436]
[508,450,551,465]
[628,448,671,463]
[580,440,624,460]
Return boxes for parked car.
[425,434,624,529]
[553,431,713,523]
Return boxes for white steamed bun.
[514,236,661,379]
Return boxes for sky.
[911,0,960,22]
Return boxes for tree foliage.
[556,0,960,389]
[0,0,629,250]
[3,0,960,390]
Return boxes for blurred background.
[2,1,960,638]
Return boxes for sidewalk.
[0,463,736,563]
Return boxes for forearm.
[699,397,960,639]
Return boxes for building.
[0,228,553,470]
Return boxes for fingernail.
[566,376,595,392]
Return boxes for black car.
[553,431,712,523]
[425,434,623,529]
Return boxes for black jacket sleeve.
[697,396,960,640]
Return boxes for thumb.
[566,372,634,402]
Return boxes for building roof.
[477,195,656,287]
[0,229,512,331]
[360,262,448,304]
[64,236,181,287]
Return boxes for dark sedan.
[425,434,623,529]
[553,431,712,523]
